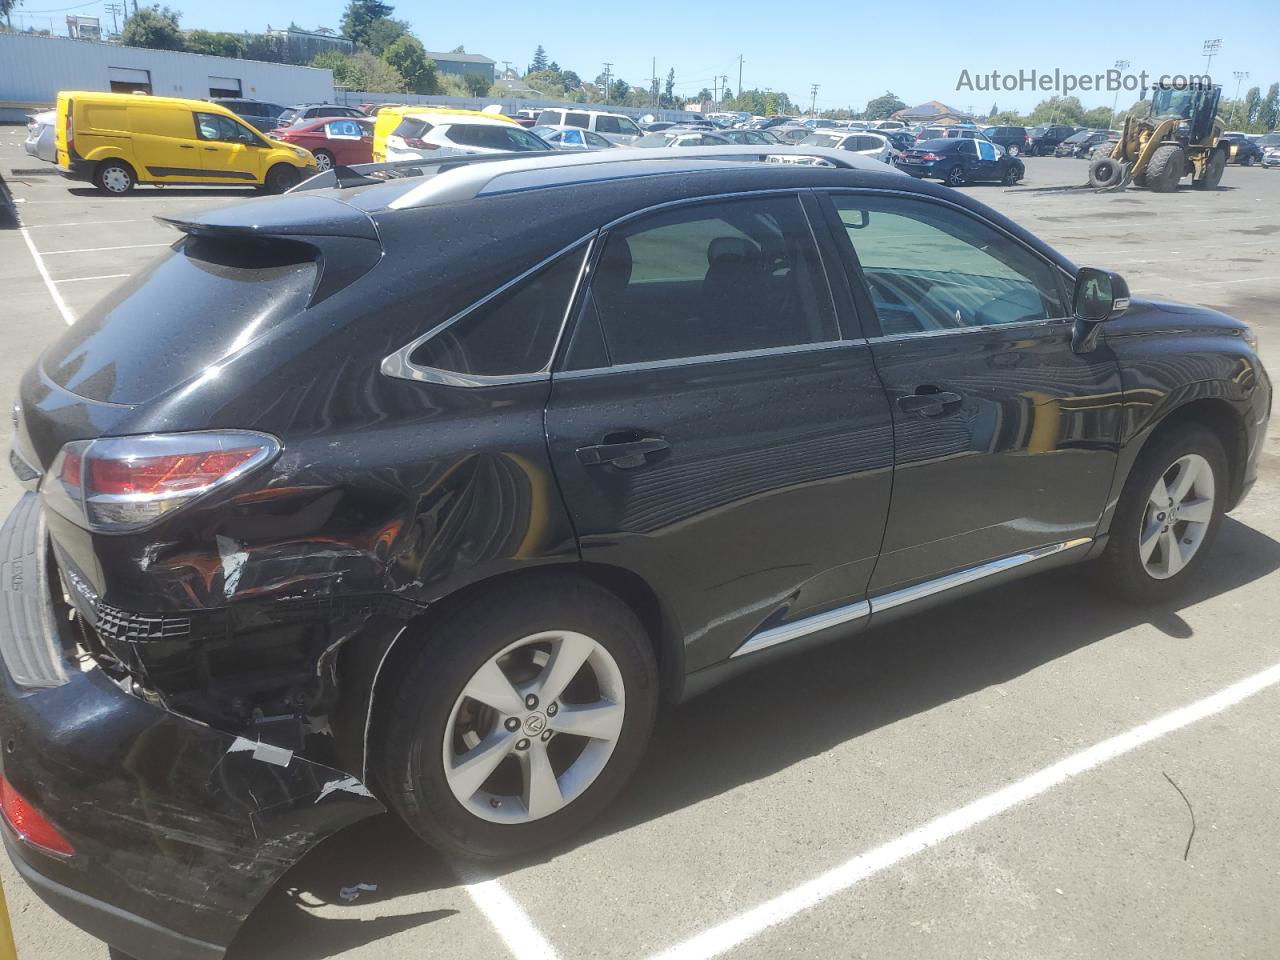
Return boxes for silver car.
[531,125,616,151]
[797,130,896,163]
[24,110,56,163]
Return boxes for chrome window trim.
[380,233,596,388]
[729,538,1092,659]
[555,338,858,381]
[866,315,1074,344]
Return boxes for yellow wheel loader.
[1088,82,1228,192]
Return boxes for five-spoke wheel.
[1138,454,1215,579]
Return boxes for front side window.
[588,194,838,365]
[585,131,611,147]
[194,112,257,143]
[326,119,363,139]
[595,115,621,134]
[408,245,586,378]
[830,194,1067,335]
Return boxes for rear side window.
[589,195,838,365]
[535,110,563,125]
[445,125,546,151]
[408,246,586,378]
[565,112,590,129]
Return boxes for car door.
[975,138,1000,179]
[323,118,366,164]
[193,112,263,183]
[819,190,1123,593]
[544,192,895,673]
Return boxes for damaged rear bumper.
[0,493,386,959]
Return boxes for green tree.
[383,34,437,93]
[1028,96,1086,126]
[451,44,465,53]
[340,0,393,47]
[721,86,733,102]
[560,69,580,90]
[530,44,548,72]
[610,78,629,103]
[1259,83,1279,133]
[864,91,907,120]
[121,5,184,50]
[694,87,712,102]
[185,28,243,57]
[1082,106,1114,128]
[312,49,405,92]
[989,101,998,118]
[362,16,406,55]
[664,68,675,102]
[1,0,23,27]
[1242,86,1261,127]
[241,32,284,62]
[462,72,488,96]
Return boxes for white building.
[0,32,335,122]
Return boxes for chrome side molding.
[730,538,1092,659]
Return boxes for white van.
[533,108,642,144]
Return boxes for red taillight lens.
[0,775,75,857]
[403,137,437,149]
[921,152,939,162]
[44,431,280,532]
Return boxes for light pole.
[1232,70,1249,126]
[1202,39,1222,78]
[1111,59,1130,130]
[810,83,819,118]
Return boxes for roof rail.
[291,151,547,192]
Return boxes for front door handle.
[577,435,670,469]
[179,144,195,149]
[204,147,218,151]
[897,388,963,416]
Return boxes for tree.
[1243,86,1261,127]
[721,86,733,102]
[1,0,22,27]
[185,28,243,57]
[1082,106,1114,129]
[664,68,674,101]
[451,44,465,53]
[560,69,580,90]
[362,16,406,55]
[610,78,629,103]
[383,34,437,93]
[312,49,405,92]
[121,5,184,50]
[989,101,998,118]
[1027,96,1086,126]
[241,32,285,62]
[530,44,548,72]
[694,87,712,103]
[340,0,393,47]
[1260,83,1280,133]
[863,91,907,120]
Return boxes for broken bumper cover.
[0,493,386,960]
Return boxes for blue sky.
[14,0,1279,112]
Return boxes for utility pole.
[104,1,124,33]
[602,62,612,104]
[650,56,657,108]
[1232,70,1249,125]
[809,83,819,118]
[1111,59,1130,129]
[737,55,743,101]
[1201,38,1222,77]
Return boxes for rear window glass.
[42,238,317,404]
[408,246,586,377]
[392,119,431,139]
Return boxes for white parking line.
[18,226,76,326]
[1186,275,1280,287]
[460,874,561,960]
[24,219,149,229]
[648,659,1280,960]
[51,273,130,284]
[42,242,171,255]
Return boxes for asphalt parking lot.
[2,128,1279,960]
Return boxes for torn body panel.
[0,494,386,960]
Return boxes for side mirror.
[1071,267,1130,352]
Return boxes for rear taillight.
[65,101,74,154]
[403,137,437,150]
[0,775,74,857]
[920,152,939,162]
[44,431,280,532]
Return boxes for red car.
[272,116,374,171]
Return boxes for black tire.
[1097,424,1228,604]
[374,575,659,860]
[1001,164,1021,185]
[1007,144,1020,157]
[264,163,301,194]
[1195,148,1226,190]
[313,149,335,172]
[945,164,966,187]
[1088,156,1125,188]
[1145,144,1185,192]
[93,159,135,195]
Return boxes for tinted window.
[585,131,611,147]
[194,112,257,143]
[831,195,1067,334]
[445,124,548,151]
[565,112,589,129]
[595,115,622,134]
[410,246,586,377]
[535,111,563,125]
[589,195,838,364]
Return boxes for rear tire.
[93,159,134,195]
[264,163,301,194]
[1145,144,1185,192]
[1097,424,1228,603]
[374,576,659,860]
[1007,144,1020,157]
[945,164,966,186]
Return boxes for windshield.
[1149,87,1199,119]
[800,134,841,147]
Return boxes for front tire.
[94,159,134,194]
[945,164,966,186]
[264,163,301,194]
[1145,144,1185,192]
[1195,149,1226,189]
[1007,144,1020,157]
[313,149,335,172]
[374,576,659,860]
[1098,424,1228,603]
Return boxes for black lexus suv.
[1,147,1269,960]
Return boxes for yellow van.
[371,104,517,162]
[55,91,317,195]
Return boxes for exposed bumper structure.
[0,494,385,959]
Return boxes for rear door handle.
[577,435,670,469]
[897,389,963,416]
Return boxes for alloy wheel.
[443,630,626,824]
[1139,453,1215,580]
[314,151,334,171]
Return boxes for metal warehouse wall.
[336,90,698,123]
[0,33,335,122]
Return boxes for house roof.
[424,50,496,65]
[894,100,971,119]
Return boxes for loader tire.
[1145,145,1185,192]
[1088,157,1125,188]
[1194,148,1227,189]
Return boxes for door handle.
[180,144,195,149]
[897,387,963,416]
[204,147,218,151]
[576,435,670,469]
